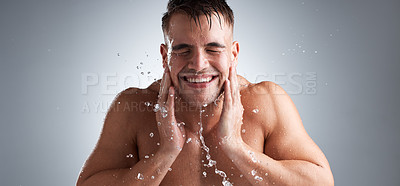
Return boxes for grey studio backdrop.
[1,0,399,185]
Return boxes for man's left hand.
[217,65,244,148]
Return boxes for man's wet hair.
[162,0,234,33]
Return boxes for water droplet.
[302,50,306,53]
[168,168,172,171]
[144,155,149,159]
[186,138,192,143]
[141,72,144,75]
[144,102,151,107]
[151,176,155,179]
[126,154,134,158]
[203,171,207,177]
[265,172,269,176]
[242,129,246,133]
[314,50,318,54]
[149,132,154,138]
[255,175,263,181]
[153,104,160,112]
[281,53,286,56]
[156,142,160,146]
[136,173,144,180]
[222,180,233,186]
[251,169,257,176]
[161,107,168,118]
[140,62,143,65]
[117,102,121,105]
[252,109,259,113]
[176,146,182,151]
[157,122,161,126]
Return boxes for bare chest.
[136,121,266,186]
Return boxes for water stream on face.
[198,104,232,186]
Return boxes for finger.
[158,69,167,100]
[229,66,236,104]
[232,66,241,102]
[223,79,232,109]
[166,86,175,119]
[159,69,172,104]
[178,123,186,138]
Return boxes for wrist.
[157,144,182,158]
[220,136,245,154]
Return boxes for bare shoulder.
[77,85,159,184]
[246,81,330,169]
[239,80,286,136]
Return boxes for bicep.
[264,84,328,167]
[79,93,139,181]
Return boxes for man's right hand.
[156,68,186,154]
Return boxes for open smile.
[179,74,219,88]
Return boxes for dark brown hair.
[161,0,234,33]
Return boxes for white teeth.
[187,77,212,83]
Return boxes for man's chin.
[179,92,222,108]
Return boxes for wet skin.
[77,13,334,186]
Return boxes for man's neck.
[174,96,223,135]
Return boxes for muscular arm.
[77,86,183,186]
[221,81,334,185]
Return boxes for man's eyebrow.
[206,42,226,48]
[172,44,192,50]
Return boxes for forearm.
[78,149,179,186]
[222,140,333,186]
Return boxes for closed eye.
[176,50,190,56]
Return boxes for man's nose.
[188,50,209,71]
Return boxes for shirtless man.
[77,0,334,185]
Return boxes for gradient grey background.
[1,0,399,185]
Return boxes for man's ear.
[160,43,168,69]
[231,41,240,67]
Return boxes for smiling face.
[161,12,239,107]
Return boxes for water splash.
[198,105,231,185]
